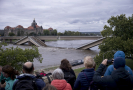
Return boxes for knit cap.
[114,51,125,59]
[113,57,125,69]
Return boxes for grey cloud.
[0,0,133,32]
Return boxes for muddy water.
[4,40,100,70]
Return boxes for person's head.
[40,69,45,73]
[23,62,34,74]
[113,57,125,70]
[114,51,125,59]
[52,68,64,80]
[84,56,95,69]
[60,59,71,71]
[2,65,19,80]
[42,84,57,90]
[0,66,2,75]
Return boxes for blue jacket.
[73,68,95,90]
[104,65,133,76]
[12,73,45,90]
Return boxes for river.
[3,40,100,70]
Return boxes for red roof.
[27,26,34,30]
[36,25,40,28]
[48,27,53,31]
[5,26,11,29]
[16,25,23,28]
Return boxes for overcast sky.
[0,0,132,32]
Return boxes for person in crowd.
[59,59,76,88]
[73,56,95,90]
[51,68,72,90]
[42,84,57,90]
[0,65,19,90]
[93,57,133,90]
[35,71,44,79]
[13,62,45,90]
[0,66,4,82]
[104,51,133,76]
[40,69,46,76]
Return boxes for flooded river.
[4,40,100,70]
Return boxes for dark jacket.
[73,68,95,90]
[12,74,45,90]
[62,69,76,88]
[93,64,133,90]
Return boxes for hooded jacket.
[12,73,45,90]
[104,51,133,76]
[93,64,133,90]
[73,68,95,90]
[51,79,72,90]
[104,65,133,76]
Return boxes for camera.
[1,79,6,84]
[107,59,113,65]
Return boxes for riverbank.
[34,64,85,76]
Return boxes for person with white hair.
[73,56,95,90]
[51,68,72,90]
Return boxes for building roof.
[27,26,34,30]
[16,25,23,28]
[48,27,53,31]
[5,26,11,29]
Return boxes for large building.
[4,19,52,36]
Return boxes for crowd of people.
[0,50,133,90]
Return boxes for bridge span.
[0,36,102,41]
[76,37,105,50]
[0,36,105,49]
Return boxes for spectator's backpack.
[42,73,53,84]
[13,76,38,90]
[63,70,75,84]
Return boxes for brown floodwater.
[4,40,100,70]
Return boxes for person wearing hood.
[104,51,133,76]
[51,68,72,90]
[12,62,45,90]
[93,57,133,90]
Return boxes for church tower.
[31,18,37,28]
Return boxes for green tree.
[94,14,133,65]
[8,32,15,36]
[0,42,43,71]
[43,30,50,36]
[29,32,37,36]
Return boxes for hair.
[52,68,64,79]
[42,84,57,90]
[84,56,95,68]
[23,63,34,73]
[60,59,71,71]
[2,65,19,80]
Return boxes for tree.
[94,14,133,65]
[43,30,50,36]
[29,32,37,36]
[0,42,43,71]
[8,32,15,36]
